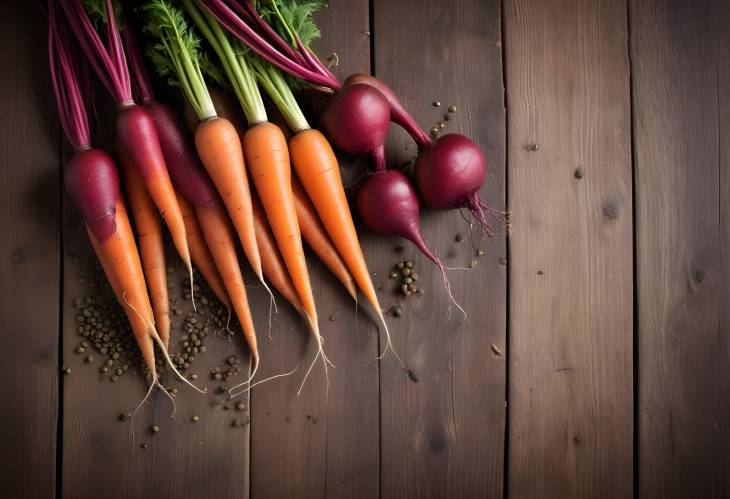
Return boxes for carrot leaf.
[143,0,217,120]
[260,0,326,47]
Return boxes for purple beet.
[414,134,501,235]
[64,148,120,243]
[320,83,391,172]
[357,169,463,315]
[344,73,433,149]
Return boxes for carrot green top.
[183,0,268,126]
[144,0,217,121]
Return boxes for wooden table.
[2,0,728,498]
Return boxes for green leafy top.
[260,0,327,47]
[183,0,267,124]
[143,0,216,120]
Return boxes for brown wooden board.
[249,2,380,498]
[631,1,730,497]
[372,1,507,497]
[504,0,634,497]
[0,3,60,498]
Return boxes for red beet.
[64,148,120,243]
[357,170,462,314]
[320,83,391,172]
[414,134,501,235]
[357,170,441,265]
[344,73,433,149]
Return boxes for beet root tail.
[465,192,511,239]
[405,229,466,320]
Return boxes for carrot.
[252,196,303,314]
[176,192,232,311]
[181,0,329,389]
[194,116,262,278]
[243,123,318,328]
[289,130,379,302]
[144,0,265,381]
[88,199,157,376]
[118,145,171,348]
[194,203,259,366]
[90,198,203,393]
[291,176,357,300]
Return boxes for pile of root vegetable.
[50,0,504,403]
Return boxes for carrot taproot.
[243,122,318,331]
[251,196,303,314]
[193,116,263,282]
[87,199,157,377]
[291,176,357,300]
[118,145,171,348]
[288,129,382,314]
[176,192,232,311]
[194,202,259,367]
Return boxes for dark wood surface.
[504,1,634,497]
[631,1,730,497]
[372,1,507,498]
[4,0,730,498]
[0,2,60,499]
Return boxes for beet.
[64,148,120,243]
[356,169,441,264]
[357,169,463,315]
[414,133,502,235]
[344,73,433,149]
[320,83,391,172]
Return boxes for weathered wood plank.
[504,0,633,497]
[249,2,379,499]
[0,3,60,498]
[373,1,507,497]
[632,1,730,497]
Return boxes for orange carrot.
[176,192,232,311]
[251,196,303,314]
[291,176,357,300]
[194,117,264,285]
[118,146,171,348]
[288,129,382,317]
[243,122,318,332]
[194,202,259,366]
[88,199,156,377]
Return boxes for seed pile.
[72,296,142,382]
[72,268,230,382]
[171,295,230,377]
[389,260,423,297]
[209,355,242,382]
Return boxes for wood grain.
[249,2,379,499]
[632,1,730,497]
[373,1,507,497]
[504,0,633,497]
[0,3,60,498]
